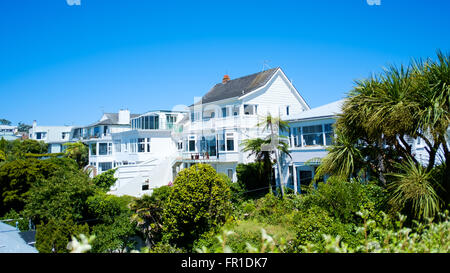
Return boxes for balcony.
[189,115,259,131]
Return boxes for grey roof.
[192,67,279,106]
[285,99,345,121]
[88,113,140,127]
[0,222,38,253]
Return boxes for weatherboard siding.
[243,73,308,118]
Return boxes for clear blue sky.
[1,0,449,126]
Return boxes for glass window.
[293,127,301,147]
[324,123,334,146]
[99,143,108,155]
[302,125,323,146]
[138,138,146,153]
[90,143,97,155]
[221,107,228,118]
[227,169,233,180]
[94,127,100,137]
[189,136,196,152]
[142,179,150,191]
[99,162,112,172]
[218,133,225,151]
[226,133,234,151]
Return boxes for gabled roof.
[285,99,345,121]
[192,67,279,106]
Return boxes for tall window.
[221,107,228,118]
[324,124,334,145]
[189,136,196,152]
[218,133,225,151]
[99,143,110,155]
[227,169,233,180]
[138,138,146,153]
[226,133,235,151]
[292,127,301,147]
[94,127,100,137]
[90,143,97,155]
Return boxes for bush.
[236,163,271,198]
[298,177,387,224]
[0,157,78,215]
[35,217,89,253]
[289,206,360,252]
[162,164,232,248]
[92,168,118,192]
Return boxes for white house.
[107,110,187,197]
[173,67,310,184]
[28,121,74,153]
[0,125,20,141]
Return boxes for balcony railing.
[189,115,259,131]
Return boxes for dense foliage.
[162,164,232,248]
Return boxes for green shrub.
[162,164,232,248]
[289,206,360,252]
[297,177,387,225]
[194,220,292,253]
[236,162,271,198]
[92,168,118,192]
[35,217,89,253]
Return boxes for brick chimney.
[222,75,230,84]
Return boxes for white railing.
[189,115,259,131]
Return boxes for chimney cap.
[222,75,230,84]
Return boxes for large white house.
[28,121,74,153]
[103,67,310,197]
[173,67,310,183]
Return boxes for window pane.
[226,139,234,151]
[303,133,323,146]
[302,125,322,134]
[99,143,108,155]
[138,138,145,153]
[189,140,196,152]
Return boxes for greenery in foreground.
[2,50,450,253]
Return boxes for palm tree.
[63,141,89,168]
[387,157,442,220]
[314,127,364,181]
[241,137,291,193]
[246,113,291,197]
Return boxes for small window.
[142,179,150,191]
[227,169,233,180]
[286,106,290,116]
